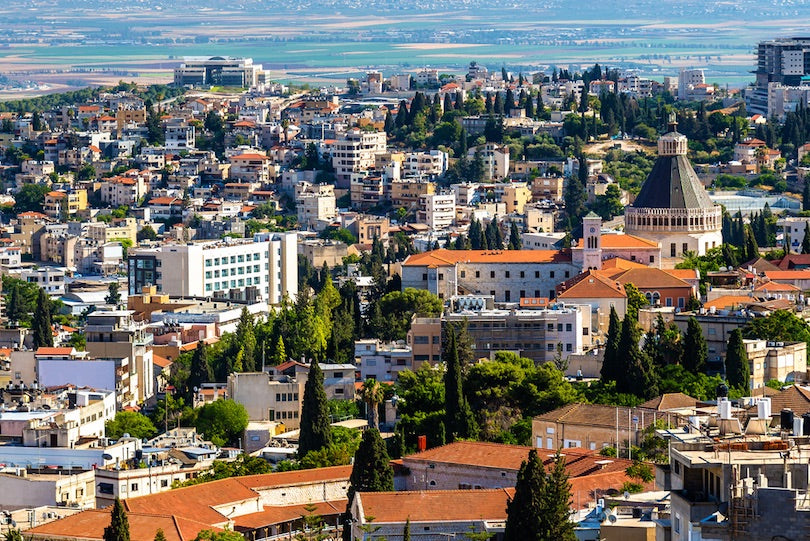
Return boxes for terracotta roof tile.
[233,500,346,530]
[763,270,810,280]
[356,489,511,523]
[703,295,755,310]
[26,509,217,541]
[403,249,572,266]
[35,347,74,356]
[558,271,627,299]
[534,403,680,431]
[235,465,352,490]
[639,392,698,411]
[598,267,691,289]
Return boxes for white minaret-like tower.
[582,212,603,271]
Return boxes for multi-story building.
[389,177,436,209]
[332,129,387,188]
[228,152,271,184]
[42,190,87,219]
[444,301,591,364]
[297,185,336,231]
[164,120,195,151]
[127,234,297,305]
[21,266,66,296]
[354,339,412,382]
[402,150,448,177]
[406,316,442,369]
[402,248,578,302]
[678,68,707,100]
[747,37,810,116]
[99,176,148,207]
[467,144,510,180]
[84,309,154,405]
[174,56,264,88]
[420,192,456,230]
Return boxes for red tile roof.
[234,465,352,490]
[26,509,218,541]
[35,347,74,356]
[403,249,571,266]
[233,500,346,530]
[558,271,626,299]
[356,489,511,523]
[229,153,269,161]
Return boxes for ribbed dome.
[632,154,716,210]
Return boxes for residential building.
[747,37,810,116]
[127,234,297,305]
[532,402,685,453]
[420,191,456,230]
[165,120,195,151]
[406,316,442,370]
[21,266,66,296]
[297,184,336,231]
[332,129,387,188]
[678,68,708,100]
[42,190,88,219]
[354,339,412,382]
[444,301,591,364]
[467,144,509,180]
[227,372,303,428]
[228,153,271,184]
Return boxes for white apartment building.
[127,233,297,305]
[297,185,337,231]
[354,339,412,383]
[777,216,810,253]
[21,266,66,296]
[421,192,456,230]
[403,150,448,178]
[164,121,195,151]
[332,129,387,188]
[467,144,509,180]
[99,176,148,207]
[678,68,706,100]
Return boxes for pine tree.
[443,325,477,441]
[103,498,130,541]
[298,361,332,456]
[542,450,577,541]
[725,328,750,391]
[504,450,544,540]
[153,529,167,541]
[601,306,622,383]
[508,222,522,250]
[683,317,707,373]
[188,340,211,391]
[32,288,53,349]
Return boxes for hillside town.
[3,37,810,541]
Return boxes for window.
[565,323,572,332]
[438,273,444,280]
[682,243,688,255]
[475,271,480,278]
[535,271,540,278]
[460,270,466,278]
[98,483,114,495]
[566,343,572,352]
[547,324,554,331]
[414,336,429,344]
[520,290,525,298]
[565,271,570,278]
[422,273,428,280]
[505,271,510,278]
[505,291,511,301]
[161,479,168,488]
[550,271,555,278]
[557,324,563,331]
[670,243,677,257]
[650,255,655,263]
[490,271,495,278]
[547,344,554,351]
[520,271,525,278]
[131,483,139,492]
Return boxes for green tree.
[272,335,287,365]
[507,222,522,250]
[804,180,810,212]
[543,450,576,541]
[105,282,122,306]
[443,325,477,441]
[343,428,394,541]
[683,317,707,373]
[299,362,332,456]
[624,283,647,321]
[742,310,810,343]
[13,184,50,213]
[32,288,53,349]
[195,400,249,447]
[193,530,244,541]
[5,283,24,326]
[137,225,158,242]
[802,225,810,255]
[106,411,158,440]
[601,306,622,383]
[616,316,658,399]
[154,529,167,541]
[188,340,212,392]
[359,378,384,430]
[743,224,759,261]
[103,498,130,541]
[403,518,411,541]
[504,449,544,540]
[725,328,750,391]
[234,307,257,372]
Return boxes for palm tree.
[359,378,385,430]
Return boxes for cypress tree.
[469,218,483,250]
[725,328,750,391]
[682,317,708,373]
[543,450,577,541]
[6,283,23,326]
[525,91,535,118]
[298,361,332,456]
[443,325,477,441]
[616,315,658,399]
[743,224,759,261]
[443,93,453,113]
[32,288,53,349]
[383,110,394,134]
[235,307,256,372]
[188,340,211,391]
[343,428,394,541]
[802,225,810,255]
[153,529,166,541]
[272,335,286,365]
[403,518,411,541]
[103,498,130,541]
[508,222,522,250]
[601,306,622,383]
[504,450,544,540]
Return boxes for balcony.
[671,489,723,523]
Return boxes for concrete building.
[21,266,66,296]
[227,372,303,428]
[127,234,297,305]
[468,144,509,180]
[624,117,722,257]
[332,129,387,188]
[445,301,591,364]
[174,56,263,88]
[678,68,707,100]
[747,37,810,116]
[421,191,456,230]
[406,316,442,369]
[354,339,412,383]
[401,248,578,302]
[297,185,336,231]
[164,120,195,151]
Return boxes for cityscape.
[2,2,810,541]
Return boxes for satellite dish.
[102,453,113,460]
[608,513,618,523]
[624,491,630,499]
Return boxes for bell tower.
[582,212,603,271]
